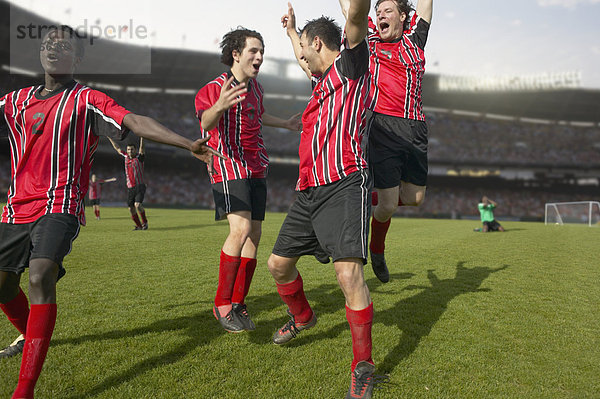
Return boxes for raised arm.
[281,2,311,80]
[416,0,433,24]
[107,137,122,154]
[263,112,302,132]
[138,137,145,155]
[339,0,351,19]
[344,0,371,49]
[200,76,247,132]
[122,113,225,167]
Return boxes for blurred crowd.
[1,72,599,221]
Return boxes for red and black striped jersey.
[195,72,268,184]
[119,151,144,188]
[88,180,101,200]
[296,40,370,191]
[367,14,429,120]
[0,81,130,225]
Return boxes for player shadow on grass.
[47,281,370,398]
[377,261,508,374]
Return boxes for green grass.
[1,208,599,398]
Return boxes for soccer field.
[1,207,599,399]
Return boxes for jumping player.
[107,137,148,230]
[0,25,222,399]
[88,173,116,220]
[195,28,301,333]
[276,1,376,398]
[347,0,433,283]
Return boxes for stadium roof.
[2,1,600,123]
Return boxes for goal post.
[545,201,600,226]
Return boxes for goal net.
[545,201,600,226]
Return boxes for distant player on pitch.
[195,28,301,333]
[341,0,432,283]
[477,196,505,232]
[88,173,116,220]
[0,25,222,398]
[108,136,149,230]
[276,1,377,397]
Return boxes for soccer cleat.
[345,361,375,399]
[0,334,25,359]
[141,223,148,230]
[232,303,255,331]
[370,250,389,283]
[213,305,245,333]
[133,225,143,231]
[272,312,317,345]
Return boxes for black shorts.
[90,198,100,206]
[368,112,428,188]
[127,184,146,207]
[212,178,267,221]
[0,213,80,275]
[272,170,371,264]
[483,220,502,231]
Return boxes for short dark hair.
[299,17,342,52]
[46,25,85,59]
[220,28,264,67]
[375,0,414,31]
[126,143,137,149]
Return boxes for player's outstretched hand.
[287,112,303,131]
[281,2,297,35]
[216,76,247,112]
[190,136,226,174]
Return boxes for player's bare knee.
[377,201,397,219]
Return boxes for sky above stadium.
[9,0,600,88]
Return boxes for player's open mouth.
[379,22,390,33]
[47,53,59,62]
[252,64,260,72]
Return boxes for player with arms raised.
[195,28,301,333]
[107,136,149,230]
[341,0,433,283]
[277,1,377,397]
[0,25,221,399]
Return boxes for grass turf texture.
[1,208,599,398]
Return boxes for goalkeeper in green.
[477,196,505,232]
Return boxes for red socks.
[346,302,374,372]
[370,217,391,254]
[131,214,142,228]
[12,304,57,399]
[231,257,257,305]
[94,209,100,219]
[215,251,241,308]
[276,274,313,323]
[140,211,147,225]
[0,288,29,335]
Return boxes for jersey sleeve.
[138,153,145,163]
[0,94,7,138]
[405,13,430,49]
[194,83,220,138]
[337,39,370,80]
[87,90,131,140]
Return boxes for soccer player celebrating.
[346,0,433,283]
[0,26,221,399]
[195,28,301,333]
[88,173,117,220]
[277,1,376,398]
[107,136,148,230]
